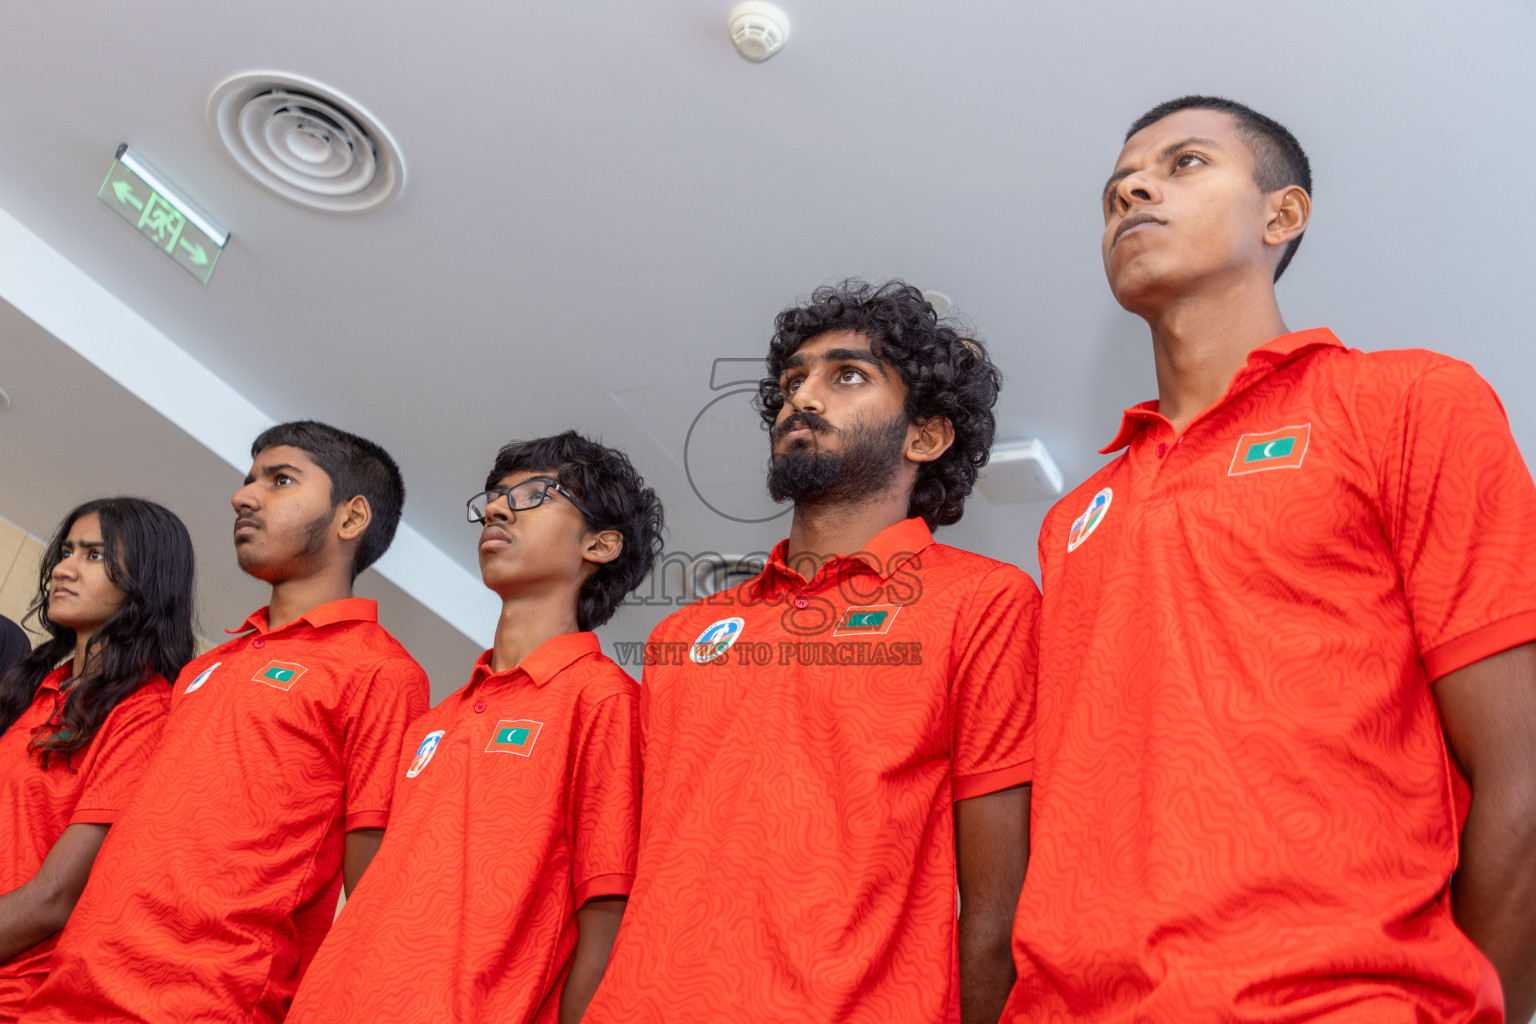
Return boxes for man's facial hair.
[767,408,910,507]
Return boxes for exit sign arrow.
[111,180,144,211]
[178,238,208,266]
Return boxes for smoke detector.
[921,290,952,315]
[729,2,790,62]
[208,72,405,214]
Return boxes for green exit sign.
[98,145,228,286]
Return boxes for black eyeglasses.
[465,478,594,524]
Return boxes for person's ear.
[906,416,956,465]
[582,529,624,567]
[337,496,372,543]
[1264,185,1310,249]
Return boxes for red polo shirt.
[20,598,430,1024]
[585,518,1039,1024]
[1007,329,1536,1022]
[0,667,170,1019]
[287,631,640,1024]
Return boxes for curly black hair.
[485,431,665,631]
[757,279,1002,530]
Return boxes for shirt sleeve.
[70,683,172,824]
[950,564,1040,801]
[569,688,642,906]
[1379,359,1536,680]
[342,656,431,831]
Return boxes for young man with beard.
[287,431,661,1024]
[584,280,1039,1024]
[1005,96,1536,1023]
[22,421,431,1024]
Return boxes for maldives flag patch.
[253,660,307,691]
[833,604,901,636]
[485,719,542,757]
[1228,423,1311,476]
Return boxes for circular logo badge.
[690,617,745,664]
[406,730,446,778]
[184,661,221,694]
[1066,488,1113,553]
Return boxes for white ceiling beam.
[0,206,497,648]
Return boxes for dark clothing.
[0,616,29,677]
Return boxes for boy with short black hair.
[23,420,430,1024]
[287,430,663,1024]
[1006,96,1536,1022]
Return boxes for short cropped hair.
[485,431,664,632]
[1127,95,1313,282]
[758,279,1002,530]
[252,420,405,579]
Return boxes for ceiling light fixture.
[729,1,790,62]
[208,72,405,214]
[978,439,1064,502]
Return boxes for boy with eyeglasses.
[287,431,663,1024]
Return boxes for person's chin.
[46,610,84,632]
[480,571,526,600]
[235,549,286,584]
[768,452,839,503]
[1110,264,1176,314]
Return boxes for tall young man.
[22,421,431,1024]
[1006,97,1536,1023]
[287,431,661,1024]
[585,280,1039,1024]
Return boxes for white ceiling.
[0,297,478,691]
[2,0,1535,695]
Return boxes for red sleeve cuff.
[345,810,390,832]
[952,759,1033,802]
[574,872,634,906]
[1423,609,1536,681]
[68,808,120,826]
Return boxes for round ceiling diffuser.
[208,72,405,214]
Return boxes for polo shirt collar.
[1100,328,1345,454]
[470,631,601,688]
[227,597,379,636]
[765,517,934,586]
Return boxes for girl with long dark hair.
[0,498,194,1019]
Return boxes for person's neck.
[266,570,354,631]
[784,487,912,578]
[70,630,97,682]
[490,590,582,674]
[1143,276,1289,434]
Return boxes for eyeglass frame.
[465,477,595,524]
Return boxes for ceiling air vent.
[208,72,405,214]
